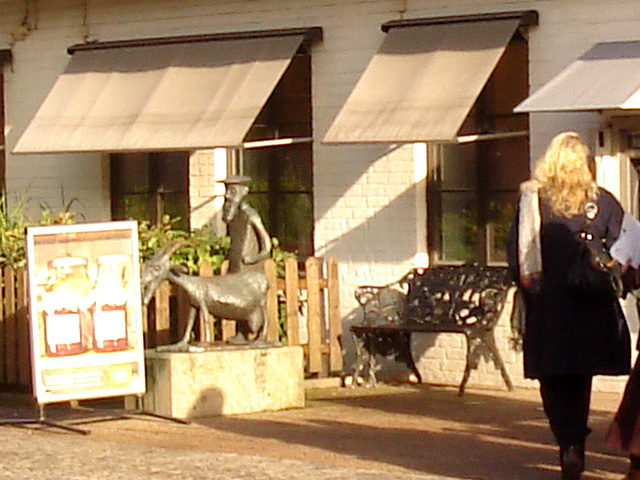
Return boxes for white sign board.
[26,221,145,404]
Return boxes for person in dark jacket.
[507,131,631,480]
[606,332,640,480]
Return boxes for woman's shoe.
[560,444,583,480]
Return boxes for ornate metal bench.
[350,265,515,395]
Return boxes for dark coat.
[507,187,631,379]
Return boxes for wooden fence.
[0,257,342,392]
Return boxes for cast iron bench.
[350,264,515,395]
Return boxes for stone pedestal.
[143,345,304,419]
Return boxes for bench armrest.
[355,284,407,325]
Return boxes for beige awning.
[14,31,313,153]
[515,41,640,112]
[323,18,520,144]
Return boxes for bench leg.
[459,331,514,396]
[350,331,380,387]
[402,333,422,384]
[458,336,478,396]
[483,331,514,392]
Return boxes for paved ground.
[0,383,632,480]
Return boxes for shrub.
[0,199,294,277]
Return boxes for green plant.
[38,195,81,225]
[137,215,231,275]
[0,195,85,269]
[0,196,28,268]
[270,237,296,277]
[137,215,190,264]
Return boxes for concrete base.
[143,345,305,419]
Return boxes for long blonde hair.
[535,131,597,217]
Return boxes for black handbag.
[567,201,623,299]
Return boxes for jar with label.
[92,254,130,352]
[42,256,92,357]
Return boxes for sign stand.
[0,402,91,435]
[68,395,189,426]
[0,222,187,435]
[0,395,187,435]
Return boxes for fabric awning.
[13,30,317,153]
[515,41,640,112]
[323,17,521,144]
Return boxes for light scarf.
[518,180,542,282]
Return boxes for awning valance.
[14,28,321,154]
[323,14,531,144]
[515,41,640,113]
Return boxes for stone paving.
[0,384,631,480]
[0,427,457,480]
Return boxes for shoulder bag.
[567,200,623,299]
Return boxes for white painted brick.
[5,0,640,395]
[445,348,467,361]
[422,347,446,361]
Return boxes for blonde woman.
[508,131,631,480]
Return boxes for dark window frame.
[427,31,530,266]
[110,151,190,230]
[241,46,314,260]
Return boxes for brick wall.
[3,0,640,392]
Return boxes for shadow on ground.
[0,384,630,480]
[192,384,628,480]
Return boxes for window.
[428,31,530,265]
[111,152,189,230]
[241,47,313,260]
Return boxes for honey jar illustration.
[42,256,93,357]
[91,254,130,352]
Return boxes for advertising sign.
[26,221,145,404]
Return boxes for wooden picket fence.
[0,266,30,392]
[0,257,342,392]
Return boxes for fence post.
[16,267,30,387]
[198,262,213,344]
[264,259,279,342]
[4,265,17,385]
[284,258,300,346]
[327,257,342,373]
[305,257,322,374]
[154,282,172,347]
[0,267,5,384]
[215,260,236,340]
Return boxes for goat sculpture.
[141,241,268,349]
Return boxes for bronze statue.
[221,176,272,273]
[140,175,272,350]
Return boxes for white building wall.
[189,149,227,234]
[2,0,640,392]
[3,2,110,221]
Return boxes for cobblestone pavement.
[0,384,631,480]
[0,427,459,480]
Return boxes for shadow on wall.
[318,178,424,265]
[314,143,403,220]
[339,304,414,381]
[189,387,225,419]
[316,142,421,265]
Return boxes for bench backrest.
[401,265,513,329]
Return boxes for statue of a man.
[221,176,272,273]
[220,176,272,344]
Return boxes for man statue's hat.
[221,175,251,185]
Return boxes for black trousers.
[539,374,593,447]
